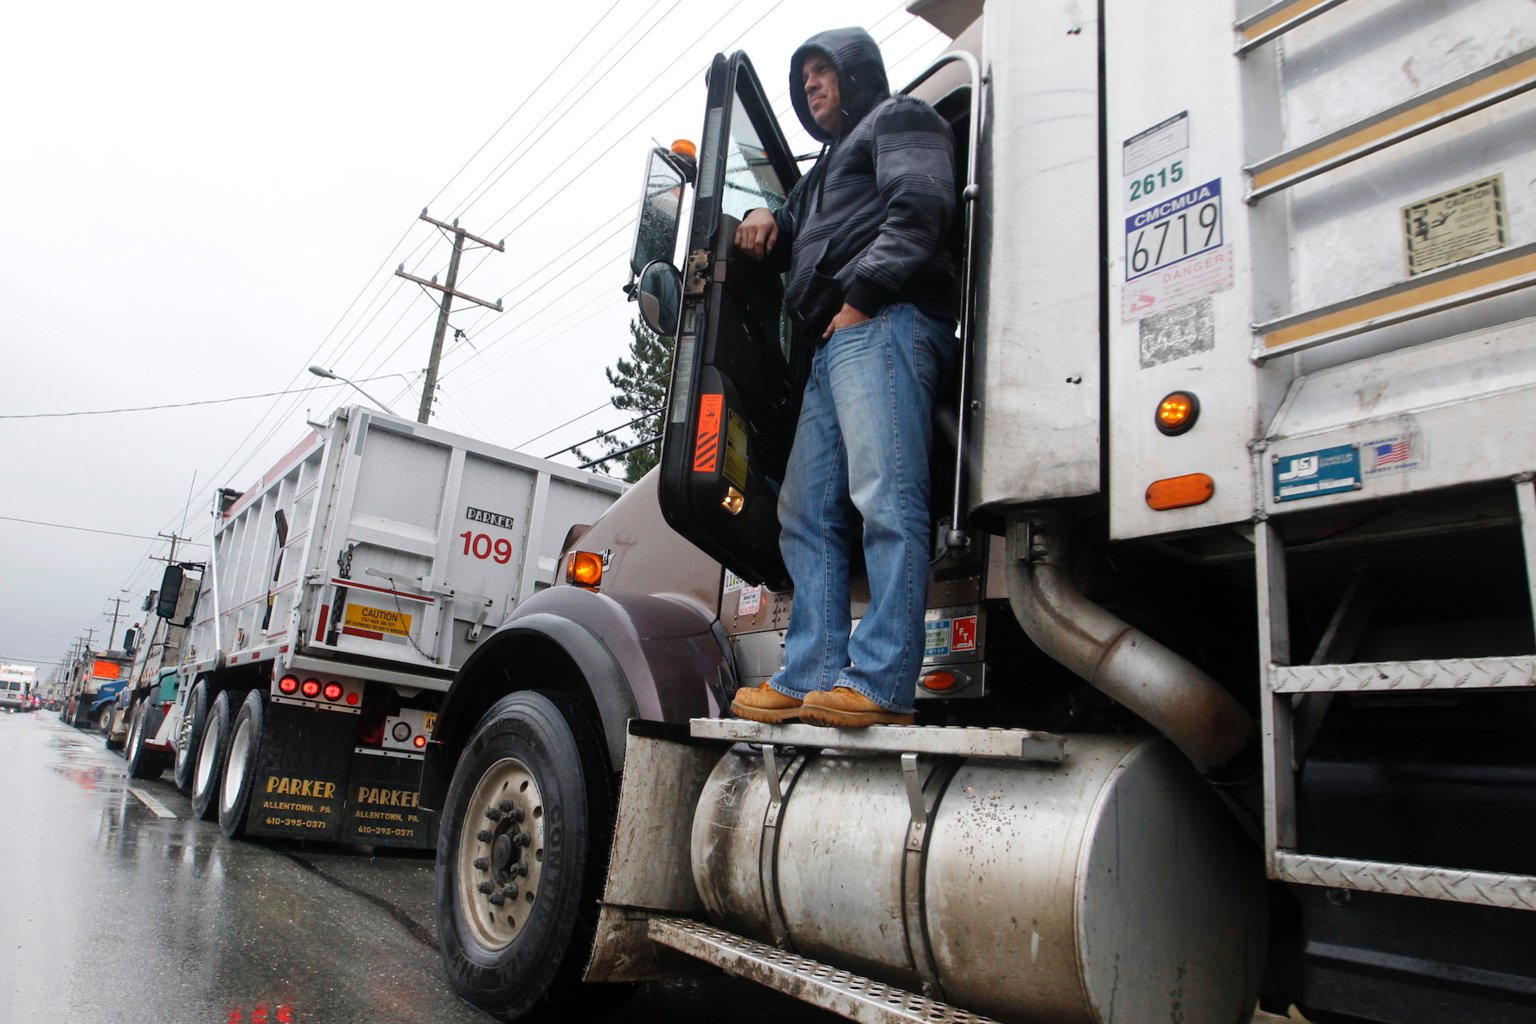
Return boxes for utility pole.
[395,210,505,424]
[105,595,127,649]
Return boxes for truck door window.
[721,92,790,224]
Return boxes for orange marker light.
[1155,391,1200,436]
[1146,473,1215,510]
[566,550,604,589]
[671,139,697,160]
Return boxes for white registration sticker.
[1125,179,1223,282]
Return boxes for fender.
[422,585,733,810]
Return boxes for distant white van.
[0,664,37,712]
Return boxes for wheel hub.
[456,757,546,951]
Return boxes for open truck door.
[652,52,806,590]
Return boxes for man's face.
[802,53,841,134]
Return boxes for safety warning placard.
[1402,175,1506,276]
[343,603,412,638]
[693,394,722,473]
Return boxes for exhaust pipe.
[1004,511,1257,782]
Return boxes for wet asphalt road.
[0,711,843,1024]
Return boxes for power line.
[0,381,364,419]
[0,513,207,544]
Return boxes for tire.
[190,691,234,822]
[434,690,625,1022]
[126,699,169,780]
[103,706,125,751]
[174,681,210,795]
[218,690,265,839]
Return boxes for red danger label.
[694,394,723,473]
[951,615,977,653]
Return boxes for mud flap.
[343,749,434,849]
[245,702,353,841]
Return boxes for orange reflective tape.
[694,394,723,473]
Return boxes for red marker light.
[322,681,343,702]
[345,692,360,706]
[278,675,299,695]
[413,734,427,749]
[301,678,321,699]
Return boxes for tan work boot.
[800,687,913,728]
[730,683,803,723]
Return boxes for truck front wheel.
[218,691,265,839]
[191,691,234,822]
[435,690,620,1022]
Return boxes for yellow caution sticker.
[724,409,748,491]
[1403,175,1507,276]
[422,712,437,735]
[343,603,413,638]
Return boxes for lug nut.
[485,807,502,821]
[512,862,528,878]
[498,799,513,813]
[488,891,506,907]
[476,829,492,843]
[477,881,493,894]
[509,807,525,823]
[513,831,530,847]
[474,857,489,871]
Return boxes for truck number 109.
[459,532,513,564]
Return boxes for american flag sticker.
[1363,435,1422,475]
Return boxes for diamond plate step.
[647,916,998,1024]
[1274,852,1536,911]
[689,718,1065,762]
[1269,654,1536,694]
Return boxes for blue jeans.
[768,304,956,712]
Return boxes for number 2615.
[1129,160,1184,201]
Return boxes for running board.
[647,916,999,1024]
[689,718,1065,762]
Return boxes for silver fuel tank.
[690,735,1264,1024]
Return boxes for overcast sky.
[0,1,950,674]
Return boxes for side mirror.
[636,260,682,338]
[629,148,688,279]
[156,566,184,619]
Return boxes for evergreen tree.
[576,318,674,482]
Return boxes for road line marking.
[128,785,177,819]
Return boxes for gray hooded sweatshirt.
[767,27,956,339]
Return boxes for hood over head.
[789,27,890,142]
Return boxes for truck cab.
[426,3,1536,1023]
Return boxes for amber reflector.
[1146,473,1215,510]
[920,671,958,691]
[566,550,604,589]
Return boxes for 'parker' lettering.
[356,786,421,808]
[265,776,337,799]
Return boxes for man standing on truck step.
[730,26,957,729]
